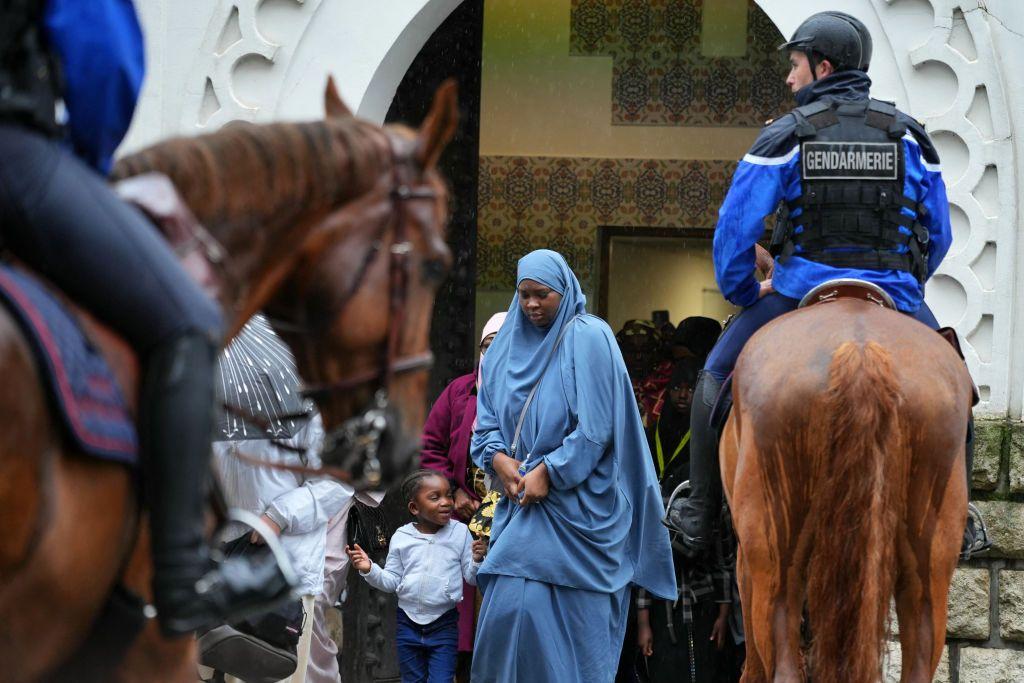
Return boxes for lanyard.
[655,421,690,477]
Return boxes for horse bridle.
[265,134,441,488]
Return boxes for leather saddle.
[0,173,224,463]
[798,278,896,310]
[114,173,224,303]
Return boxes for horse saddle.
[115,173,224,303]
[798,278,897,310]
[798,278,978,404]
[0,264,138,463]
[707,278,979,432]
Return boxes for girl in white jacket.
[347,470,486,683]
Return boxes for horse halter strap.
[299,137,437,402]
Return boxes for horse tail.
[806,341,903,683]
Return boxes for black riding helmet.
[778,12,864,79]
[821,11,872,71]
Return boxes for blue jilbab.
[471,250,675,683]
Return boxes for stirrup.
[155,509,300,636]
[661,479,691,534]
[213,509,300,589]
[960,503,992,561]
[662,481,710,558]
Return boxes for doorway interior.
[598,226,739,334]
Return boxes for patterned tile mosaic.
[477,156,738,292]
[570,0,791,127]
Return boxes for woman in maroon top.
[420,312,506,673]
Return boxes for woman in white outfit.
[212,414,359,682]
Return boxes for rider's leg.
[910,302,988,558]
[0,123,291,634]
[672,293,799,556]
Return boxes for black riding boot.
[142,333,293,637]
[666,371,722,558]
[961,414,991,561]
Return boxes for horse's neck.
[198,173,384,337]
[205,182,391,340]
[113,120,392,336]
[206,210,329,340]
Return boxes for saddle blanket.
[0,265,137,464]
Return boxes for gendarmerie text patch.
[801,141,899,180]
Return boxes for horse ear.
[415,79,459,170]
[324,76,353,119]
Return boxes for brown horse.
[721,298,972,683]
[0,79,457,682]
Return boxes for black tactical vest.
[0,0,62,136]
[770,98,930,283]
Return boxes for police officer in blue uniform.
[0,0,291,634]
[672,12,989,560]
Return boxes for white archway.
[124,0,463,148]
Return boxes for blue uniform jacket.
[713,71,951,313]
[44,0,145,174]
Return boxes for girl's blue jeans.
[395,608,459,683]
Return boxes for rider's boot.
[666,370,722,558]
[960,414,991,561]
[142,332,294,637]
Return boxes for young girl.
[346,470,486,683]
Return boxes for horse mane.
[111,117,392,239]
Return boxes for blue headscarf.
[481,250,587,425]
[473,250,675,599]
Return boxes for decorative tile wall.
[477,156,738,292]
[570,0,791,126]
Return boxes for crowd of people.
[614,318,747,683]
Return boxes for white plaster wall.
[123,0,1024,416]
[985,0,1024,419]
[122,0,460,153]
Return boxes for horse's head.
[264,78,457,489]
[112,77,457,488]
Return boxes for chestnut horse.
[0,79,456,682]
[721,298,972,683]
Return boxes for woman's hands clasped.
[493,452,550,507]
[518,462,550,506]
[492,452,522,499]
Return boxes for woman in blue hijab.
[471,250,675,682]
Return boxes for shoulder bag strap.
[509,315,580,460]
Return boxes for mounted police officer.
[0,1,291,634]
[671,12,990,561]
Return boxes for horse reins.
[236,133,440,488]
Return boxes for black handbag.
[347,501,389,555]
